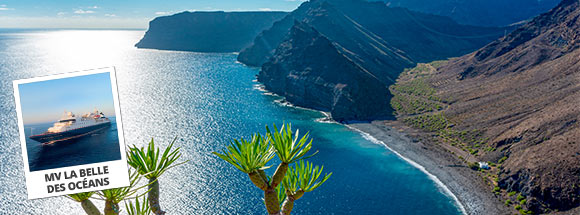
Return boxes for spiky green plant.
[265,124,317,194]
[127,138,186,215]
[65,139,184,215]
[276,183,287,206]
[214,123,331,215]
[281,160,332,214]
[267,124,316,164]
[214,133,275,190]
[125,195,152,215]
[214,134,275,174]
[96,170,147,215]
[67,192,100,215]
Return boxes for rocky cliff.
[239,0,506,67]
[135,11,287,52]
[253,0,506,121]
[260,22,393,121]
[400,0,580,213]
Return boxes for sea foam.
[347,125,468,215]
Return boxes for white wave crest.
[347,125,468,215]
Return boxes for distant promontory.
[135,11,287,52]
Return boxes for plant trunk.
[248,171,268,191]
[264,188,281,215]
[281,190,303,215]
[281,197,294,215]
[270,162,288,188]
[104,200,118,215]
[258,170,269,185]
[80,199,100,215]
[148,177,165,215]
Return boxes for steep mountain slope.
[414,0,580,213]
[135,11,287,52]
[237,1,316,66]
[254,0,506,121]
[238,0,505,67]
[260,21,393,121]
[295,1,414,84]
[384,0,560,27]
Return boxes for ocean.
[0,29,462,214]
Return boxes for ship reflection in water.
[24,116,121,172]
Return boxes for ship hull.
[29,121,111,144]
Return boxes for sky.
[18,72,116,124]
[0,0,305,29]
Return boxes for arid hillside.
[392,0,580,213]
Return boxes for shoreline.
[253,79,509,214]
[346,124,467,215]
[348,121,511,215]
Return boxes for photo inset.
[19,72,120,171]
[14,67,130,199]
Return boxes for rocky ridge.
[394,0,580,213]
[253,0,506,121]
[135,11,287,52]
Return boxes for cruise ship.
[29,110,111,144]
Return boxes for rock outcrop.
[238,0,507,67]
[260,21,393,121]
[136,11,287,52]
[253,0,506,121]
[426,0,580,213]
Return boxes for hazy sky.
[0,0,305,29]
[18,72,116,124]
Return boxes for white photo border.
[13,67,130,199]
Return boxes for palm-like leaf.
[283,160,332,193]
[267,123,317,164]
[127,137,185,179]
[67,191,95,202]
[98,170,147,204]
[213,134,275,173]
[67,191,100,215]
[125,195,152,215]
[276,182,287,206]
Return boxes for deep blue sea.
[0,29,462,214]
[24,118,121,172]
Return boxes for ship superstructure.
[29,109,111,144]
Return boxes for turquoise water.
[0,29,462,214]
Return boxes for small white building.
[479,162,490,170]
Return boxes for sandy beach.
[349,121,511,215]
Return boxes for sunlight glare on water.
[0,30,462,215]
[34,30,138,70]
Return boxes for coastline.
[348,121,511,215]
[255,80,509,214]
